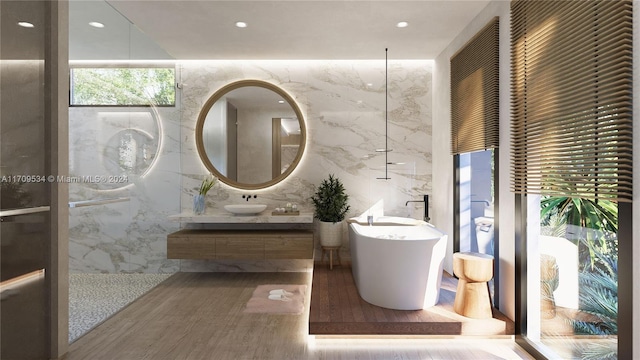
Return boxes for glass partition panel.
[456,149,497,305]
[526,195,618,359]
[67,0,178,343]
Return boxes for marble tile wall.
[178,60,433,271]
[68,60,432,273]
[68,106,181,273]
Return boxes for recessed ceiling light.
[235,21,247,28]
[17,21,34,28]
[89,21,105,28]
[278,100,285,104]
[396,21,409,28]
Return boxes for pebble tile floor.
[69,273,172,343]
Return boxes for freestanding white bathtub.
[349,220,447,310]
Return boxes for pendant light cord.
[376,48,391,180]
[385,48,389,180]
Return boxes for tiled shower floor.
[69,273,172,343]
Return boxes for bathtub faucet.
[405,195,430,222]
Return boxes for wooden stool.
[321,246,341,270]
[540,254,559,319]
[453,252,494,319]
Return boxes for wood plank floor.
[63,271,532,360]
[309,264,514,336]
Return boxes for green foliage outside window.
[540,196,618,270]
[571,238,618,360]
[541,196,619,358]
[71,68,175,106]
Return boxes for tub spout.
[367,215,374,226]
[406,195,430,222]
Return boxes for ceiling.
[98,0,491,60]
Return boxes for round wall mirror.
[195,80,306,190]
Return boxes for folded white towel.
[269,289,294,296]
[268,294,291,301]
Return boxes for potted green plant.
[311,174,350,247]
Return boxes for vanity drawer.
[216,238,264,259]
[167,230,216,259]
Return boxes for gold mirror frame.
[195,80,307,190]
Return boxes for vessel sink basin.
[224,204,267,215]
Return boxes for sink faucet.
[405,194,430,222]
[242,194,257,201]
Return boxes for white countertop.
[168,211,314,224]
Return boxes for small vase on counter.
[193,174,217,215]
[193,194,205,215]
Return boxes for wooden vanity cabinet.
[167,229,314,260]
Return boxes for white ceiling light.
[396,21,409,28]
[89,21,105,28]
[235,21,247,28]
[278,100,285,104]
[17,21,34,28]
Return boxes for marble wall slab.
[179,60,433,271]
[68,106,181,273]
[68,59,433,274]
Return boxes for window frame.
[69,65,177,108]
[514,194,633,359]
[453,150,500,308]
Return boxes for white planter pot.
[318,221,343,247]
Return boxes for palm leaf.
[579,341,617,360]
[571,239,618,336]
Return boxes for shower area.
[67,1,180,342]
[67,104,178,341]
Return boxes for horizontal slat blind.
[450,18,499,155]
[510,0,633,202]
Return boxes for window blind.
[510,0,633,202]
[451,17,500,155]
